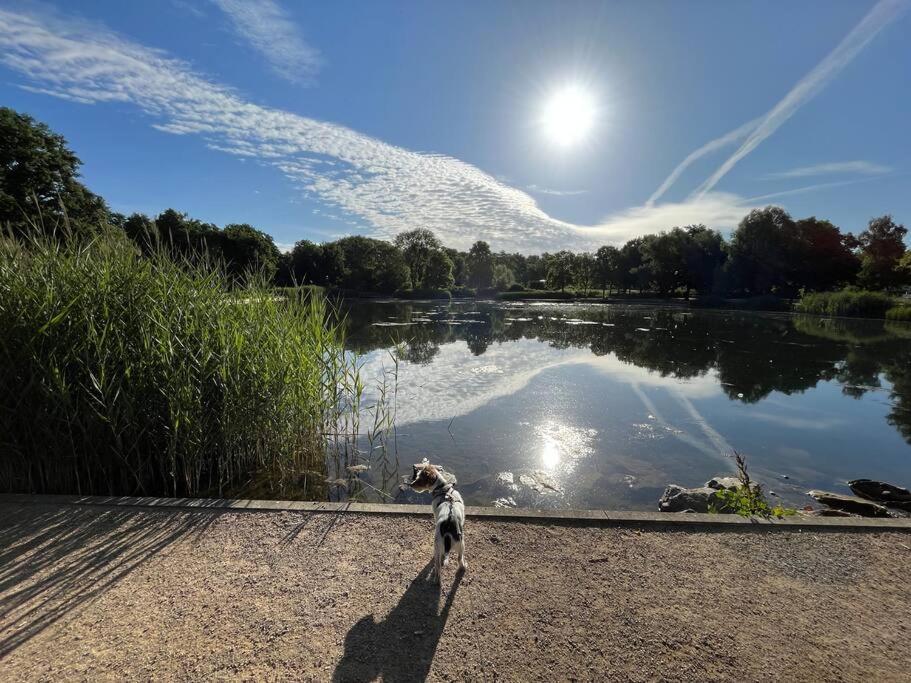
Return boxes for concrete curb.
[3,493,911,530]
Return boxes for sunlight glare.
[540,84,597,148]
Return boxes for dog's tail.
[439,514,462,554]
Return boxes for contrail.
[646,118,759,206]
[692,0,909,199]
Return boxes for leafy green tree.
[642,230,688,296]
[572,252,597,294]
[726,207,798,295]
[681,225,726,297]
[857,215,907,291]
[467,240,494,289]
[0,107,108,235]
[424,250,455,289]
[547,250,576,292]
[619,238,646,293]
[491,263,515,290]
[525,254,547,287]
[393,228,443,289]
[154,209,222,259]
[121,213,158,253]
[222,223,281,281]
[288,240,325,284]
[334,236,410,293]
[595,245,621,296]
[444,247,468,285]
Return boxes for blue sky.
[1,0,908,253]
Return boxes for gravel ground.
[1,501,910,682]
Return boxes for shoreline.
[4,493,911,529]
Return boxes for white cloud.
[208,0,321,84]
[692,0,908,199]
[0,6,891,253]
[578,192,753,243]
[526,184,588,197]
[762,160,892,179]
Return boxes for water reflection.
[345,301,911,447]
[339,300,911,509]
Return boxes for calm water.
[340,300,911,511]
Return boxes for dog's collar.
[432,481,454,500]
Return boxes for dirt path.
[1,501,910,682]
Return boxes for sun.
[539,84,597,148]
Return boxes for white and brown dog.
[410,459,467,582]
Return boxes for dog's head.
[409,458,445,491]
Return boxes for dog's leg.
[458,537,467,570]
[433,533,443,584]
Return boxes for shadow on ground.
[333,562,463,682]
[0,502,220,657]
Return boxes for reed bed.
[796,289,896,318]
[0,230,384,499]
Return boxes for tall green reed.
[0,228,392,499]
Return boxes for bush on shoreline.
[0,231,364,499]
[796,290,896,318]
[885,305,911,322]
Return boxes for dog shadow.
[332,561,463,682]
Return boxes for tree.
[393,228,443,289]
[547,250,575,292]
[726,207,798,295]
[466,240,494,289]
[792,217,859,292]
[857,215,907,291]
[641,230,687,297]
[334,236,410,293]
[618,238,646,293]
[424,250,455,290]
[681,225,725,297]
[525,254,547,287]
[222,223,281,281]
[122,213,158,253]
[0,107,108,235]
[288,240,325,284]
[572,252,597,294]
[154,209,221,259]
[595,245,621,296]
[491,263,515,290]
[444,247,468,285]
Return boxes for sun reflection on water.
[535,421,597,473]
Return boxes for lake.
[338,299,911,511]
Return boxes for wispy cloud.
[746,175,891,203]
[208,0,321,84]
[692,0,908,199]
[762,160,892,179]
[526,184,588,197]
[0,7,587,252]
[646,118,759,206]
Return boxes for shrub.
[449,285,476,298]
[393,288,451,300]
[885,305,911,321]
[708,452,795,519]
[797,289,895,318]
[0,231,365,499]
[507,283,526,292]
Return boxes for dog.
[409,459,467,582]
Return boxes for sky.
[1,0,909,253]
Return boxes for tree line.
[3,106,909,297]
